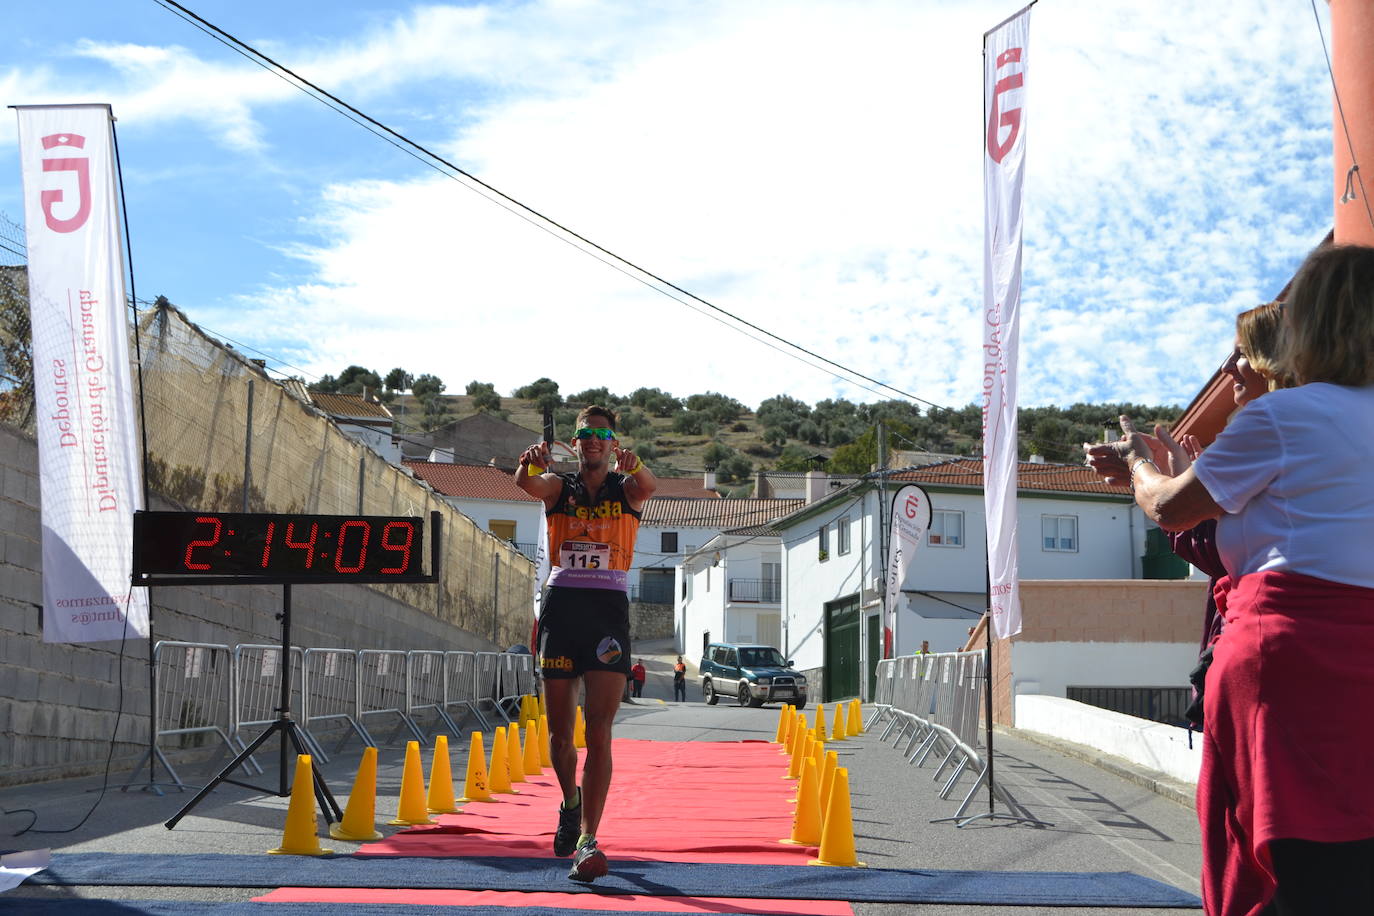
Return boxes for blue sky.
[2,0,1335,412]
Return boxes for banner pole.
[112,116,165,795]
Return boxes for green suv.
[700,642,807,709]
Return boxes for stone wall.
[629,600,673,641]
[0,304,539,787]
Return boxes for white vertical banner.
[15,104,148,643]
[884,484,930,657]
[532,507,550,619]
[982,9,1030,639]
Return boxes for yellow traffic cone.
[506,722,526,783]
[847,698,863,735]
[774,704,791,744]
[814,704,828,742]
[780,758,822,846]
[426,735,459,814]
[537,693,546,719]
[786,727,808,779]
[269,754,334,855]
[831,701,847,741]
[489,726,515,794]
[819,749,839,822]
[809,767,866,867]
[537,714,553,768]
[522,720,543,776]
[811,734,825,775]
[388,741,434,825]
[573,706,586,749]
[329,747,383,841]
[459,731,494,802]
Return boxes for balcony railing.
[630,580,675,605]
[728,578,781,603]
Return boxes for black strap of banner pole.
[112,113,164,794]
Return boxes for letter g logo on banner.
[39,133,92,233]
[986,48,1024,164]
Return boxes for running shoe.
[568,837,608,883]
[553,790,582,857]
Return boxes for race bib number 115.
[560,541,609,569]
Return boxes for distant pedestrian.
[630,659,646,698]
[672,656,687,702]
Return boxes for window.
[1042,515,1078,552]
[819,524,830,561]
[661,532,679,553]
[929,509,963,547]
[837,516,851,555]
[488,519,516,541]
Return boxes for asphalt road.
[2,693,1202,914]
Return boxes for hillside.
[382,385,1183,495]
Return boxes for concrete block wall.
[0,422,509,787]
[988,578,1209,726]
[629,600,673,641]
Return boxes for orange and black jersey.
[545,471,641,590]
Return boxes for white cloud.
[6,0,1336,413]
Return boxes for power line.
[149,0,949,410]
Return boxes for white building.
[680,461,1169,704]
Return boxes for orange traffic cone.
[781,758,822,846]
[522,720,543,776]
[831,701,847,741]
[459,731,493,802]
[537,714,553,768]
[427,735,459,814]
[489,726,515,794]
[814,703,828,742]
[809,767,866,867]
[329,747,383,841]
[388,741,434,825]
[573,706,586,749]
[269,754,334,855]
[847,698,863,735]
[506,722,526,783]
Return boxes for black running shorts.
[537,586,632,678]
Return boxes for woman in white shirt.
[1095,244,1374,916]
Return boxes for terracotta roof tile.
[889,458,1129,496]
[309,391,393,421]
[642,497,804,528]
[403,461,539,502]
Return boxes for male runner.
[516,405,657,882]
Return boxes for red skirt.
[1199,570,1374,916]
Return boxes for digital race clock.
[132,511,438,585]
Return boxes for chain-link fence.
[0,210,535,648]
[0,213,32,433]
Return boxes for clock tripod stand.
[165,584,341,829]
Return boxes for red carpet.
[255,887,851,913]
[265,736,852,914]
[357,738,812,865]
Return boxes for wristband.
[1130,457,1154,475]
[528,463,545,476]
[627,458,644,475]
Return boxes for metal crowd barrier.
[472,652,508,725]
[443,651,490,731]
[358,649,426,745]
[406,650,460,739]
[866,649,1036,822]
[131,641,252,789]
[135,643,536,780]
[233,644,324,765]
[301,647,374,762]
